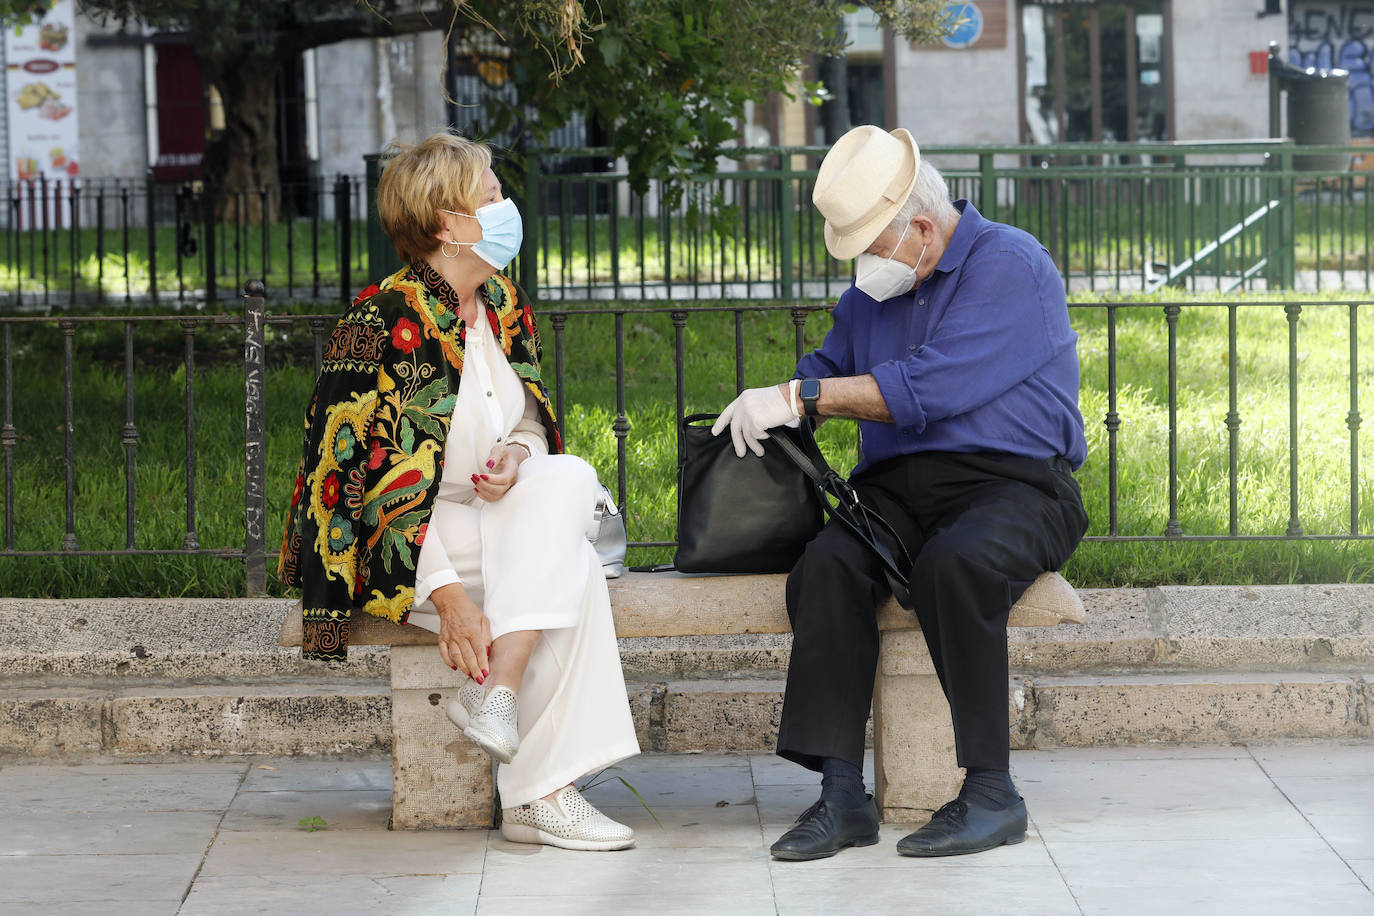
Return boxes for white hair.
[885,159,958,234]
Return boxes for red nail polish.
[451,665,457,670]
[482,669,488,678]
[486,459,495,469]
[480,474,489,480]
[476,675,484,685]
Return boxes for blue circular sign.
[941,1,984,49]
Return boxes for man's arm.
[773,375,892,423]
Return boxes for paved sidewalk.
[1,743,1372,915]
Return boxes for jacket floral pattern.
[279,262,560,661]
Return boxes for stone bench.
[279,571,1084,828]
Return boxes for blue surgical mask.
[439,198,523,269]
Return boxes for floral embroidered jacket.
[279,262,561,661]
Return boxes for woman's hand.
[431,583,491,681]
[471,443,527,502]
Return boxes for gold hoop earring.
[440,240,461,259]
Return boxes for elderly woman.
[279,130,640,851]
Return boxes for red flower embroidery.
[290,474,304,508]
[392,317,421,353]
[352,283,381,306]
[368,439,386,470]
[415,522,428,546]
[322,472,341,508]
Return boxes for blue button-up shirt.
[795,200,1087,476]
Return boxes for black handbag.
[673,412,915,607]
[674,413,826,574]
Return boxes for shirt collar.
[932,199,981,275]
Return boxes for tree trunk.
[201,53,281,223]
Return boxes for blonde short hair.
[377,131,493,264]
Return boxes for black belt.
[1047,456,1074,475]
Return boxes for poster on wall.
[5,0,79,224]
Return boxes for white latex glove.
[711,383,801,458]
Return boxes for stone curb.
[4,585,1373,682]
[4,672,1369,760]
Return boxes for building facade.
[5,1,1367,183]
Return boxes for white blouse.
[413,318,549,605]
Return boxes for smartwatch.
[799,377,822,417]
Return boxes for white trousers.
[408,454,640,806]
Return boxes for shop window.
[1022,1,1169,145]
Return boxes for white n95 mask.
[854,222,927,301]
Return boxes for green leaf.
[399,417,415,455]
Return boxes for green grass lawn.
[2,290,1373,597]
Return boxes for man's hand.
[471,443,525,502]
[431,582,491,682]
[712,383,799,458]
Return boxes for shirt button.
[918,299,926,306]
[908,344,917,351]
[486,390,493,397]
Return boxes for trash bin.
[1285,66,1352,172]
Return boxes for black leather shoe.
[896,797,1027,857]
[770,796,881,861]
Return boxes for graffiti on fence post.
[243,280,268,596]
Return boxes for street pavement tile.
[0,762,246,814]
[0,812,222,855]
[180,874,480,916]
[198,828,486,877]
[770,865,1079,916]
[595,803,766,848]
[221,789,392,831]
[763,821,1054,868]
[0,852,201,904]
[1307,815,1374,860]
[1047,836,1359,882]
[1014,745,1249,763]
[623,751,752,769]
[1012,754,1316,841]
[479,844,773,898]
[576,763,756,809]
[475,895,777,915]
[0,902,182,916]
[1068,880,1374,915]
[238,755,392,792]
[1248,742,1374,778]
[752,783,820,826]
[1260,775,1374,817]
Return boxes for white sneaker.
[443,679,487,731]
[450,684,520,763]
[501,786,635,851]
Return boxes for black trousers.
[776,450,1089,774]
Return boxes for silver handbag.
[588,482,627,578]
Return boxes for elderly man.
[714,126,1088,860]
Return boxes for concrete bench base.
[281,571,1085,828]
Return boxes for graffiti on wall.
[1289,2,1374,133]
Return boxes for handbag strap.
[767,422,914,607]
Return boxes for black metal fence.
[1,173,368,307]
[3,283,1373,596]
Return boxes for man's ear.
[911,215,937,246]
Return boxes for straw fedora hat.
[814,126,920,260]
